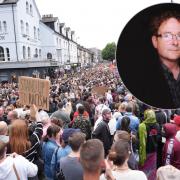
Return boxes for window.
[0,46,5,61]
[34,26,36,39]
[59,39,61,47]
[20,20,24,34]
[56,38,58,45]
[0,22,2,33]
[23,46,26,59]
[30,4,33,15]
[6,48,10,61]
[39,49,41,58]
[26,2,29,13]
[3,21,7,33]
[38,28,40,40]
[28,47,31,58]
[26,23,29,35]
[47,53,52,59]
[34,48,38,57]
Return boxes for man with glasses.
[151,10,180,108]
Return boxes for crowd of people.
[0,63,180,180]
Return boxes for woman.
[42,124,61,180]
[0,140,38,180]
[100,140,147,180]
[114,130,138,170]
[119,116,138,153]
[8,117,43,179]
[138,109,161,180]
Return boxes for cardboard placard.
[92,86,108,96]
[19,76,50,110]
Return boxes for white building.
[89,48,103,63]
[0,0,94,81]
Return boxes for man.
[92,108,112,156]
[59,132,86,180]
[50,101,70,128]
[51,128,80,177]
[116,7,180,109]
[151,10,180,108]
[80,139,105,180]
[72,105,91,140]
[7,110,18,123]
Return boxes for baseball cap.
[62,128,81,143]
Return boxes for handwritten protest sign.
[92,86,108,96]
[19,76,50,110]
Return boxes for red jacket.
[162,123,180,169]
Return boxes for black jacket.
[92,120,112,156]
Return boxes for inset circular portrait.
[116,3,180,109]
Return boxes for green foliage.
[102,42,116,61]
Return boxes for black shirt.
[92,120,112,156]
[162,64,180,108]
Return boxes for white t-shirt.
[100,169,147,180]
[0,155,38,180]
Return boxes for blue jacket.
[42,139,59,178]
[116,112,140,133]
[51,145,72,177]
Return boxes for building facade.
[89,48,103,63]
[0,0,94,82]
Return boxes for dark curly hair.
[150,10,180,36]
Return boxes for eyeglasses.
[156,32,180,41]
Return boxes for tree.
[102,42,116,61]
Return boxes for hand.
[104,159,115,180]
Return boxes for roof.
[42,15,58,23]
[0,0,18,4]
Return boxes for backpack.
[72,115,91,139]
[146,123,159,153]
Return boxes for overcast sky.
[36,0,179,50]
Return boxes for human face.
[102,112,112,122]
[152,18,180,64]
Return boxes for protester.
[59,132,86,180]
[139,109,161,180]
[0,63,179,180]
[116,103,140,133]
[42,124,61,179]
[156,165,180,180]
[51,128,79,177]
[92,108,113,156]
[0,138,38,180]
[162,123,180,169]
[72,105,91,139]
[100,140,147,180]
[80,139,105,180]
[8,105,43,179]
[50,101,71,128]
